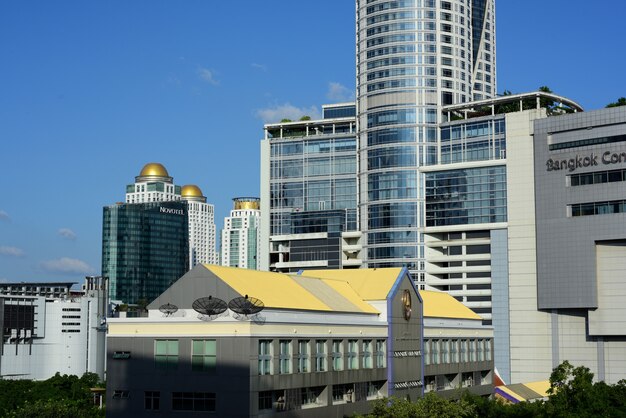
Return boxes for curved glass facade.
[357,0,496,277]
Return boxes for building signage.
[160,207,184,215]
[546,151,626,173]
[393,380,423,389]
[393,350,422,357]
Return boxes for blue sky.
[1,1,625,283]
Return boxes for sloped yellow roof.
[318,278,380,314]
[303,268,403,300]
[204,265,332,312]
[421,290,482,320]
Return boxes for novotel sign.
[546,150,626,173]
[159,207,185,215]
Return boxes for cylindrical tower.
[356,0,496,279]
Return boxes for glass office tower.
[356,0,496,279]
[102,201,189,305]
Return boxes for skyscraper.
[221,197,261,269]
[356,0,496,278]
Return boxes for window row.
[569,168,626,186]
[258,381,386,412]
[423,338,492,365]
[113,390,215,412]
[570,200,626,217]
[258,339,386,375]
[153,339,216,372]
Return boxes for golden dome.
[181,184,204,198]
[139,163,169,177]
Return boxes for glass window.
[279,340,291,374]
[347,340,358,370]
[155,340,178,370]
[259,340,272,375]
[363,340,373,369]
[297,340,310,373]
[145,391,160,410]
[172,392,215,412]
[332,340,344,371]
[315,340,327,372]
[375,339,386,368]
[191,340,216,373]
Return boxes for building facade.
[356,0,497,280]
[106,265,492,417]
[260,104,363,272]
[221,197,261,269]
[102,201,189,306]
[0,277,107,380]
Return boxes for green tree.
[279,118,292,123]
[299,115,311,121]
[357,393,475,418]
[606,97,626,108]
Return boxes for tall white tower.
[181,185,217,267]
[356,0,496,278]
[221,198,261,270]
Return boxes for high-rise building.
[221,197,261,269]
[125,163,217,267]
[182,185,218,267]
[102,201,189,305]
[260,104,363,272]
[356,0,497,278]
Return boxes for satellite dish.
[159,303,178,317]
[228,294,264,316]
[192,296,228,316]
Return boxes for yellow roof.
[303,268,403,300]
[420,290,482,320]
[524,381,550,398]
[203,265,334,312]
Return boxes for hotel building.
[104,163,217,305]
[221,197,261,269]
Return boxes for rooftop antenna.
[159,303,178,317]
[192,296,228,321]
[228,294,265,321]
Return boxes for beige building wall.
[505,109,554,383]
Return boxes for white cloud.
[58,228,77,240]
[0,278,8,284]
[256,103,321,124]
[197,67,219,85]
[251,63,267,72]
[326,82,355,102]
[0,210,9,221]
[0,246,24,257]
[40,257,94,274]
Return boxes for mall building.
[106,265,493,417]
[423,93,626,384]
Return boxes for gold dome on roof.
[139,163,169,177]
[181,184,204,198]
